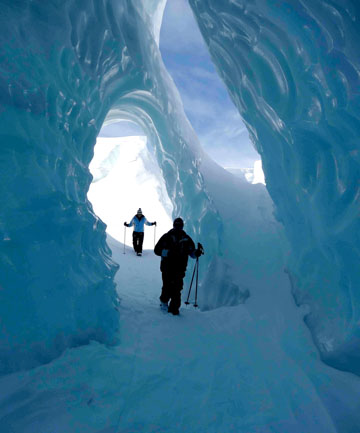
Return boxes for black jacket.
[154,228,196,275]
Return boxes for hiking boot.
[160,302,168,311]
[168,306,179,315]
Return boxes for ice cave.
[0,1,359,432]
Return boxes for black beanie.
[173,217,184,229]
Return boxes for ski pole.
[123,226,126,254]
[154,224,156,248]
[185,260,197,305]
[194,257,199,308]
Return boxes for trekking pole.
[123,226,126,254]
[185,260,197,305]
[192,243,204,308]
[194,257,199,308]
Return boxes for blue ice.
[0,0,359,432]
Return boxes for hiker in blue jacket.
[124,208,156,256]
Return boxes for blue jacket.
[127,215,153,232]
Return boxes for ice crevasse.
[0,0,359,389]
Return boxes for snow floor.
[1,236,359,433]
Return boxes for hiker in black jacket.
[154,217,202,315]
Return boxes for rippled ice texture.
[189,0,360,375]
[0,0,287,374]
[1,0,358,386]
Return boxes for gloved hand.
[153,221,157,226]
[161,249,168,258]
[124,222,128,227]
[194,248,202,258]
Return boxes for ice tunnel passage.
[0,0,359,382]
[0,0,225,374]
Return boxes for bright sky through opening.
[88,135,173,250]
[159,0,261,170]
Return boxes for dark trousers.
[160,271,184,312]
[132,231,144,253]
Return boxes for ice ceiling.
[0,0,359,378]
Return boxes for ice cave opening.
[1,2,360,431]
[88,121,173,250]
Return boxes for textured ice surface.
[189,0,360,375]
[0,0,287,373]
[1,0,360,430]
[0,0,359,395]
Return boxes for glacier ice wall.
[0,0,288,374]
[0,0,126,373]
[0,0,221,374]
[189,0,360,375]
[3,0,357,382]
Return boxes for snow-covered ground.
[1,235,359,433]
